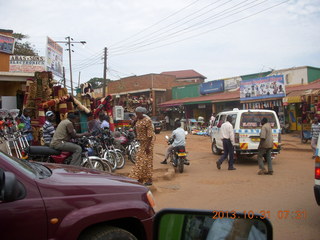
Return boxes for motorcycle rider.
[50,112,89,166]
[161,121,189,166]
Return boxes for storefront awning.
[158,90,240,107]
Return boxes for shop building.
[106,70,206,116]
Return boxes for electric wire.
[109,0,201,48]
[110,0,289,56]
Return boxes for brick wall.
[108,73,204,96]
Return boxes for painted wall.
[308,67,320,83]
[172,83,200,99]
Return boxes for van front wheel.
[212,140,222,155]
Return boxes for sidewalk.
[280,131,312,152]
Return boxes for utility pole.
[78,71,81,88]
[56,37,86,96]
[103,47,107,98]
[62,67,66,88]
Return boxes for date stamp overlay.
[212,210,307,220]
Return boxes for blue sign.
[240,75,286,101]
[200,80,224,95]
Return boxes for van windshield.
[240,112,278,129]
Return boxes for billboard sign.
[0,34,15,54]
[46,37,63,78]
[200,80,224,95]
[240,75,286,101]
[9,55,45,73]
[224,77,241,90]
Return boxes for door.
[212,114,226,149]
[0,168,47,240]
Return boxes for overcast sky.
[1,0,320,86]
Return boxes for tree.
[87,77,110,89]
[13,33,38,56]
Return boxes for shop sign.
[46,37,63,78]
[9,55,45,73]
[224,77,241,90]
[200,80,224,95]
[0,34,15,54]
[240,75,286,101]
[198,104,206,109]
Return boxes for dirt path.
[148,131,320,240]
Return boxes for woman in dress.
[129,107,155,186]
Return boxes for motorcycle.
[22,136,106,172]
[165,135,188,173]
[114,128,140,164]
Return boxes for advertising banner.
[9,55,45,73]
[46,37,63,78]
[224,77,241,90]
[200,80,224,95]
[240,75,286,101]
[0,34,15,54]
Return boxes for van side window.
[228,114,237,128]
[213,115,220,126]
[217,115,226,128]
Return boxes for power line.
[110,0,225,51]
[109,0,201,48]
[110,0,289,56]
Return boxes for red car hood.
[38,162,142,187]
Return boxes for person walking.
[42,111,55,146]
[216,115,236,170]
[165,115,170,130]
[257,117,274,175]
[129,107,155,186]
[311,117,320,159]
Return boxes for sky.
[1,0,320,87]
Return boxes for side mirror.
[0,171,26,202]
[153,209,273,240]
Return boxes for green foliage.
[12,33,38,56]
[87,77,110,89]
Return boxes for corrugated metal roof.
[161,69,206,79]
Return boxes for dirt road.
[142,131,320,240]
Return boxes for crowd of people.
[1,107,278,187]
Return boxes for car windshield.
[240,112,278,129]
[0,151,51,179]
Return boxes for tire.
[129,146,138,164]
[79,226,137,240]
[103,150,117,171]
[211,139,222,155]
[82,157,105,171]
[101,159,113,173]
[115,149,125,169]
[178,158,184,173]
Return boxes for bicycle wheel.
[114,149,126,169]
[103,150,117,171]
[82,156,105,171]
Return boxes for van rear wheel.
[212,139,222,155]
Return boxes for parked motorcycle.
[114,128,140,164]
[89,130,125,171]
[165,135,188,173]
[22,136,106,172]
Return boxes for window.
[228,114,237,128]
[240,112,278,129]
